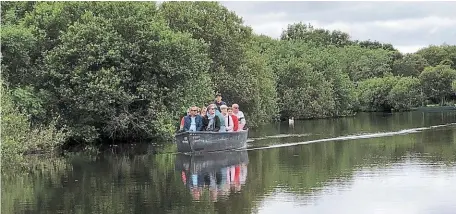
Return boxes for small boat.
[175,129,249,153]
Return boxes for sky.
[219,1,456,53]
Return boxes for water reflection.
[176,151,249,201]
[2,111,456,214]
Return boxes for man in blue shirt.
[183,106,203,132]
[214,93,226,112]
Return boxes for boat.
[175,129,249,153]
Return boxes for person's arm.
[239,112,246,125]
[183,117,189,131]
[197,116,203,131]
[214,116,221,132]
[226,116,234,131]
[180,117,185,130]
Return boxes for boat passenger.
[201,106,209,131]
[232,104,246,130]
[183,106,203,132]
[206,105,221,132]
[208,103,225,132]
[179,107,191,131]
[220,105,234,132]
[227,107,239,131]
[214,93,226,112]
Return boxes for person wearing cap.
[214,93,226,112]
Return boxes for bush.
[1,83,68,170]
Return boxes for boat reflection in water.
[175,150,249,201]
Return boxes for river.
[2,111,456,214]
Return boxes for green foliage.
[387,77,422,111]
[416,45,456,69]
[1,83,68,170]
[419,65,456,105]
[392,53,429,77]
[357,76,398,111]
[0,24,37,86]
[42,9,213,141]
[2,1,456,150]
[281,22,352,47]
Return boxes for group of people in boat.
[179,93,247,132]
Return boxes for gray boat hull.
[175,130,248,153]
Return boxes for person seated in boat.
[200,106,209,131]
[205,105,221,132]
[208,103,225,132]
[179,107,191,131]
[183,106,203,132]
[220,105,234,132]
[227,107,239,131]
[232,104,246,130]
[214,93,226,112]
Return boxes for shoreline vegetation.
[1,2,456,170]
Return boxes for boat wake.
[247,133,313,142]
[244,123,456,151]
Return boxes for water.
[2,111,456,214]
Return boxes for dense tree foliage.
[1,1,456,153]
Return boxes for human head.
[201,106,207,115]
[189,106,198,117]
[232,104,240,113]
[197,107,201,115]
[220,105,228,115]
[227,107,233,116]
[215,93,222,102]
[208,104,216,115]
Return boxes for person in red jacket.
[179,108,190,131]
[227,107,239,131]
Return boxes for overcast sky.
[220,1,456,53]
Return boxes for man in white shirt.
[231,104,246,130]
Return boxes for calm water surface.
[2,112,456,214]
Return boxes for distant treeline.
[1,2,456,157]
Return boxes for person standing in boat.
[183,106,203,132]
[220,105,234,132]
[205,105,221,132]
[232,104,246,130]
[227,107,239,131]
[213,93,226,112]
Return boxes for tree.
[419,65,456,105]
[416,45,456,69]
[392,53,428,77]
[280,22,351,47]
[42,8,213,141]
